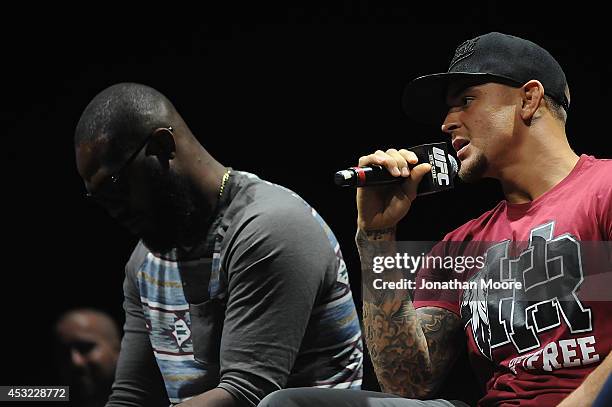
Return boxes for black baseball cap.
[402,32,570,124]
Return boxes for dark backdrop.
[2,5,610,400]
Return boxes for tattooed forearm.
[360,227,397,241]
[363,298,431,397]
[417,307,462,388]
[363,302,460,398]
[357,227,461,397]
[356,228,401,305]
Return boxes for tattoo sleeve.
[357,229,462,398]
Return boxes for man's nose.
[441,110,461,135]
[71,349,87,368]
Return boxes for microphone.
[334,142,459,196]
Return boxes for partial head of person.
[75,83,225,252]
[54,309,120,406]
[403,32,572,182]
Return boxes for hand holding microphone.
[335,142,459,192]
[338,142,459,233]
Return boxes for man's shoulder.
[223,172,336,256]
[578,155,612,180]
[124,241,149,277]
[564,155,612,205]
[586,156,612,166]
[230,171,319,225]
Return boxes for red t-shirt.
[414,155,612,406]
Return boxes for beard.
[458,150,488,183]
[141,170,212,253]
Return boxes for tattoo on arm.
[363,298,429,397]
[417,307,462,387]
[357,227,461,397]
[356,228,399,304]
[362,227,397,241]
[363,301,461,398]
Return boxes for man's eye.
[73,341,96,355]
[462,97,475,106]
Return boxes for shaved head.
[56,308,121,350]
[74,82,225,253]
[75,83,177,165]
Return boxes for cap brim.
[402,72,510,125]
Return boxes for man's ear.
[147,127,177,160]
[520,80,545,122]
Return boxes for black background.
[2,4,610,400]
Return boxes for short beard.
[458,151,488,183]
[142,170,212,253]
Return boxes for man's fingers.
[410,162,432,183]
[400,162,432,200]
[398,149,418,165]
[358,151,401,176]
[358,148,417,177]
[386,149,409,177]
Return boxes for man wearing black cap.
[258,32,612,406]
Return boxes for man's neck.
[185,147,227,212]
[497,136,579,204]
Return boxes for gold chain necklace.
[219,168,231,198]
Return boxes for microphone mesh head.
[448,155,460,177]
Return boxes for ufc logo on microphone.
[432,147,450,186]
